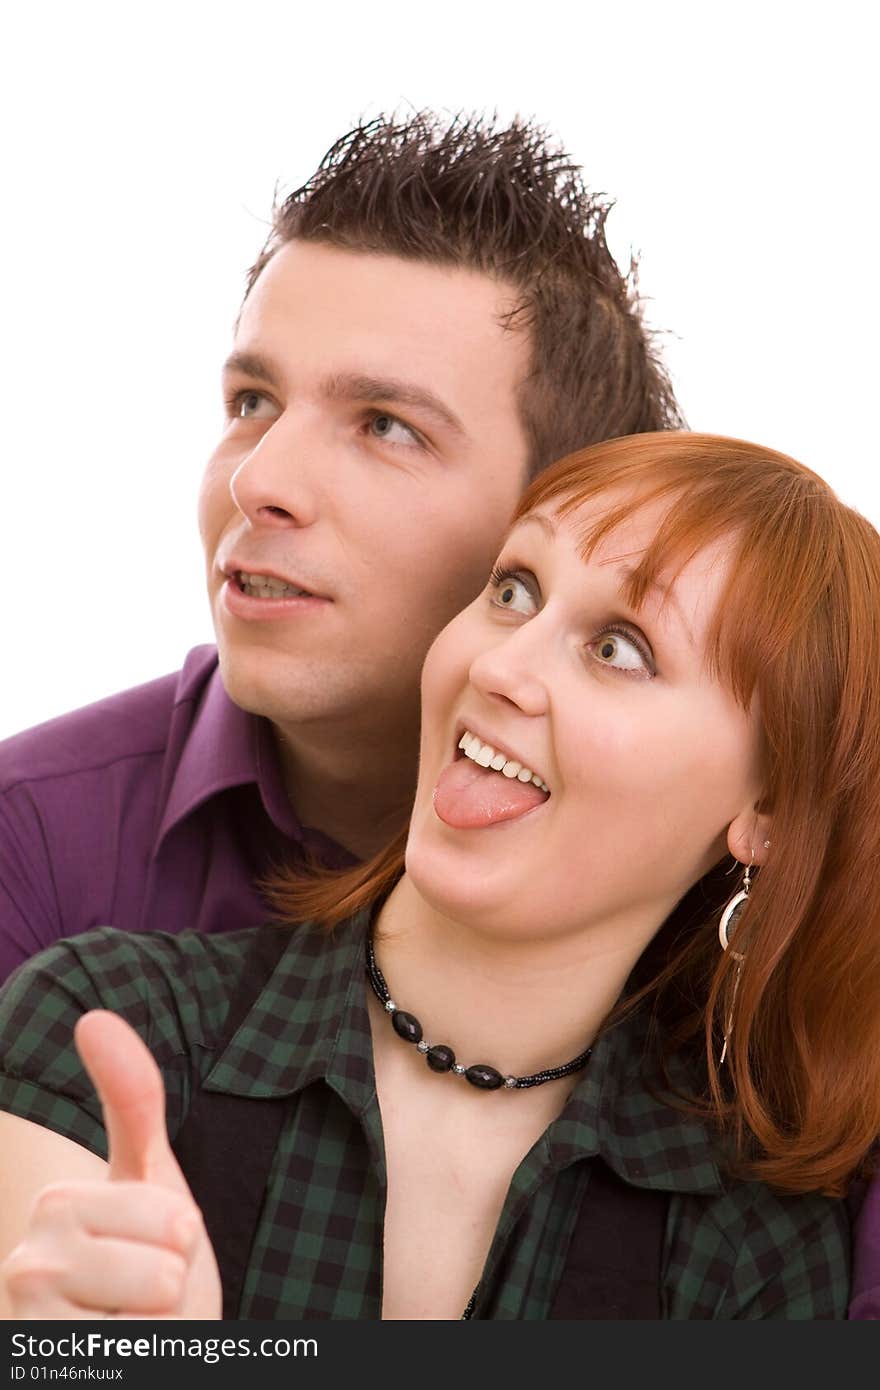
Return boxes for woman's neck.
[372,874,662,1082]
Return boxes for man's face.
[198,240,532,739]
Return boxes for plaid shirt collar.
[204,909,724,1196]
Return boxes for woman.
[1,432,878,1320]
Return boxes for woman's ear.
[727,806,773,867]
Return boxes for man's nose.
[229,411,321,529]
[467,623,551,718]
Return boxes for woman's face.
[406,494,766,949]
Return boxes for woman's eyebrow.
[509,513,558,538]
[505,516,698,646]
[612,563,696,647]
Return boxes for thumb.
[74,1010,187,1191]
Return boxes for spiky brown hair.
[245,112,684,474]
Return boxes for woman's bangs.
[515,433,841,710]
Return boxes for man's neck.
[271,716,421,861]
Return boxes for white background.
[2,0,877,739]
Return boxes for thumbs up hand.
[1,1011,222,1320]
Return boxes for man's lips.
[220,562,332,601]
[216,562,333,622]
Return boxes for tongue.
[433,758,548,829]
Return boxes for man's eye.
[368,413,420,446]
[587,628,655,678]
[228,390,277,420]
[488,570,536,616]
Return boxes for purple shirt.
[0,645,352,985]
[850,1177,880,1318]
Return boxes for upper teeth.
[458,731,550,793]
[238,571,311,599]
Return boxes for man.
[0,112,681,982]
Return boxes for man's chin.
[217,647,305,720]
[215,645,357,730]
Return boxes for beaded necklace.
[366,930,592,1091]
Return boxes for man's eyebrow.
[323,373,468,439]
[222,350,282,387]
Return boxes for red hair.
[267,432,880,1196]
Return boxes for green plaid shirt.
[0,915,849,1319]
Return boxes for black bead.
[465,1064,504,1090]
[391,1010,423,1044]
[426,1044,456,1073]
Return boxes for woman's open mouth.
[432,728,551,829]
[456,730,550,792]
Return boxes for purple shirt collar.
[157,655,302,850]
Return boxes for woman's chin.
[405,833,490,922]
[403,827,533,937]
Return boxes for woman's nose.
[467,627,550,717]
[229,413,322,529]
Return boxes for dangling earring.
[718,859,752,1065]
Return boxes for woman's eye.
[587,629,654,677]
[368,413,420,446]
[231,390,277,421]
[489,572,536,616]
